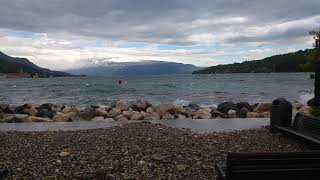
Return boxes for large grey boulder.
[217,102,238,114]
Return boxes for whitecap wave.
[173,99,190,106]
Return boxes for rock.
[107,108,121,118]
[217,102,238,114]
[254,103,272,113]
[91,116,105,122]
[78,108,96,120]
[299,106,311,116]
[154,103,176,116]
[53,112,71,122]
[176,164,187,171]
[161,113,175,120]
[0,110,3,119]
[292,101,304,110]
[2,106,14,114]
[167,106,188,117]
[0,114,14,123]
[237,107,249,118]
[228,110,237,118]
[38,103,56,111]
[236,102,253,111]
[187,104,201,110]
[193,108,212,119]
[145,112,161,120]
[95,108,109,118]
[259,112,270,118]
[114,114,128,121]
[0,104,9,111]
[131,100,151,111]
[146,107,154,113]
[130,112,144,120]
[211,109,228,118]
[27,116,53,122]
[60,151,70,157]
[62,107,80,114]
[123,108,134,119]
[247,112,259,118]
[37,109,54,118]
[115,100,129,111]
[14,104,31,114]
[177,114,186,119]
[24,107,38,116]
[13,114,30,123]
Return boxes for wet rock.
[95,108,109,118]
[187,104,201,110]
[123,108,134,119]
[23,107,38,116]
[131,100,151,111]
[211,109,228,118]
[237,107,249,118]
[228,110,237,118]
[107,108,121,118]
[115,100,129,111]
[247,112,259,118]
[37,109,54,118]
[53,112,71,122]
[193,108,212,119]
[145,112,161,120]
[217,102,238,114]
[146,107,154,113]
[114,114,128,121]
[254,103,272,113]
[38,103,56,111]
[167,106,188,117]
[154,103,176,116]
[14,104,31,114]
[162,113,175,120]
[0,103,9,111]
[236,102,253,112]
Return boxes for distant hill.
[0,51,71,77]
[67,59,200,76]
[193,49,312,74]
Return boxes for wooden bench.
[274,112,320,145]
[215,151,320,180]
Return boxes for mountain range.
[193,49,312,74]
[66,58,200,76]
[0,51,71,77]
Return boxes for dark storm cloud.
[0,0,320,45]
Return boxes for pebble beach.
[0,122,309,179]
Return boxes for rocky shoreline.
[0,100,311,123]
[0,123,309,179]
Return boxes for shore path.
[0,118,269,133]
[0,121,308,179]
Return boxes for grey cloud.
[0,0,320,45]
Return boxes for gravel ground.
[0,122,308,179]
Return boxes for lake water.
[0,73,313,107]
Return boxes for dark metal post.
[270,98,292,133]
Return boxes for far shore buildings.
[0,72,31,78]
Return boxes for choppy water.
[0,73,313,107]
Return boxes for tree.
[307,30,320,106]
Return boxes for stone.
[15,104,31,114]
[237,107,249,118]
[299,106,311,116]
[24,107,38,116]
[161,113,175,120]
[107,108,121,118]
[187,104,201,110]
[27,116,53,122]
[130,112,144,120]
[145,112,161,120]
[193,108,212,119]
[37,109,54,118]
[62,107,80,114]
[146,107,154,113]
[115,100,129,111]
[38,103,56,111]
[78,108,96,120]
[254,103,272,113]
[53,112,71,122]
[236,102,253,111]
[211,109,229,118]
[13,114,30,123]
[259,112,270,118]
[0,110,4,119]
[123,108,134,119]
[114,114,128,121]
[0,104,9,111]
[167,106,188,117]
[0,114,14,123]
[247,112,259,118]
[217,102,238,114]
[176,164,187,171]
[95,108,109,118]
[292,101,304,110]
[228,110,237,118]
[177,114,186,119]
[60,151,70,157]
[154,103,176,116]
[91,116,105,122]
[131,100,151,111]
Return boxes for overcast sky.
[0,0,320,70]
